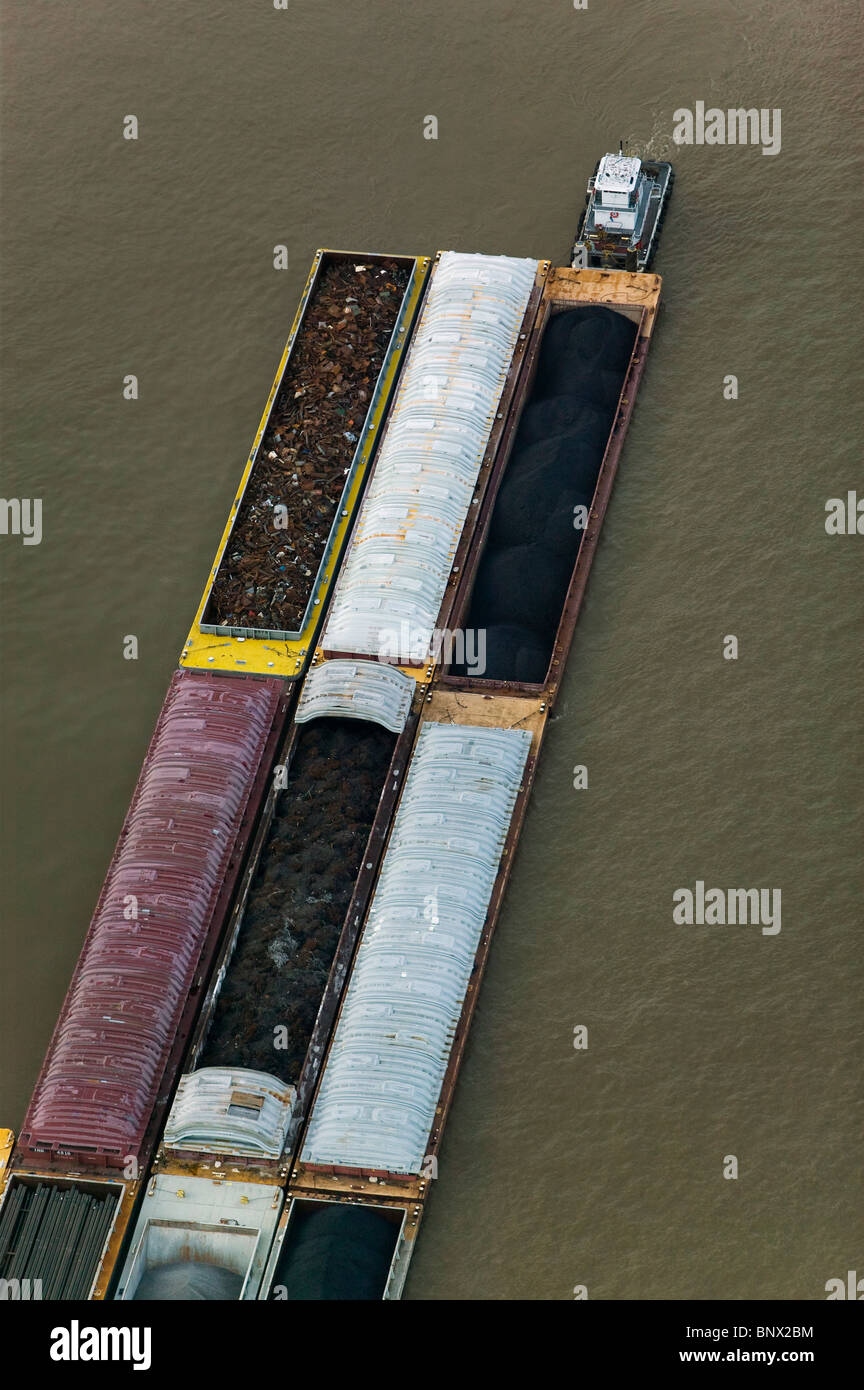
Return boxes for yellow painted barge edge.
[179,250,430,680]
[0,1129,13,1193]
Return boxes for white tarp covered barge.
[322,252,538,664]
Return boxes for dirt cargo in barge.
[197,718,399,1084]
[265,265,663,1300]
[442,266,661,700]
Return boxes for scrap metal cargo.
[183,250,428,679]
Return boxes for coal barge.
[1,167,670,1300]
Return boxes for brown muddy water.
[1,0,861,1300]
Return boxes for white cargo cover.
[162,1067,295,1158]
[300,721,532,1174]
[322,252,538,662]
[295,659,415,733]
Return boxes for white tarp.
[163,1067,295,1157]
[301,721,532,1175]
[295,659,415,733]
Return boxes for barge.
[3,195,668,1300]
[181,250,428,680]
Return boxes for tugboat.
[571,145,673,272]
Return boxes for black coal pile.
[454,305,637,684]
[268,1203,399,1300]
[199,718,395,1083]
[206,260,410,633]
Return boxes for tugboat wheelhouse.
[572,149,673,272]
